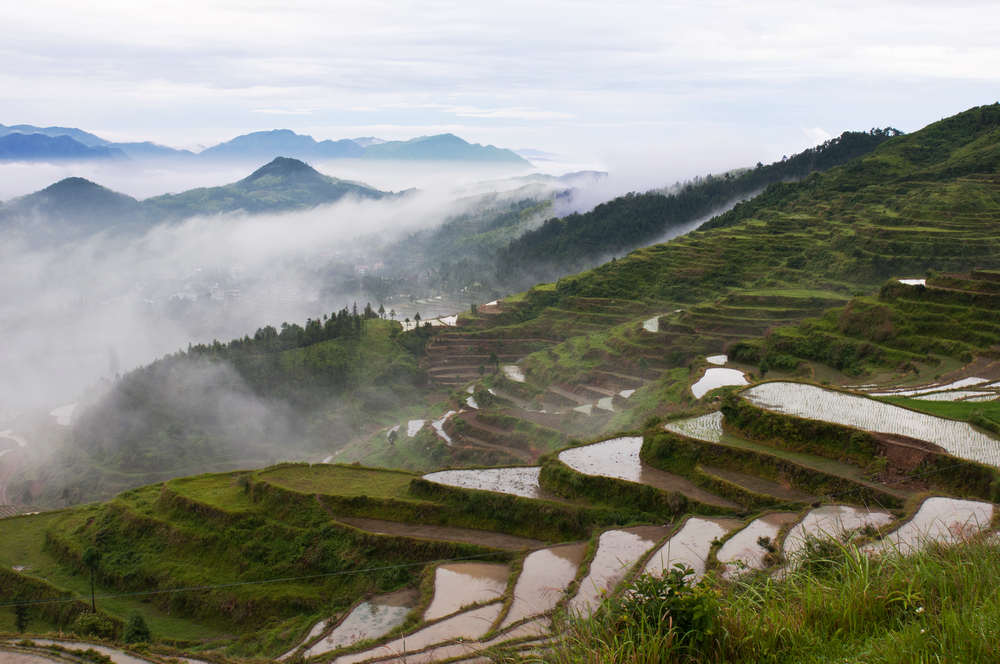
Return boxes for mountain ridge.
[0,123,530,166]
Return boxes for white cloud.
[802,127,833,146]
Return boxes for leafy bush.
[122,609,152,644]
[613,564,721,647]
[71,611,117,640]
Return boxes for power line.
[0,549,525,609]
[1,446,988,609]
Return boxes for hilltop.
[0,157,389,244]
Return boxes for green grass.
[0,511,226,643]
[879,395,1000,427]
[258,464,417,500]
[169,474,256,511]
[502,536,1000,663]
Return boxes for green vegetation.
[6,105,1000,662]
[516,536,1000,663]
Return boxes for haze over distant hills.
[0,157,390,245]
[0,123,531,166]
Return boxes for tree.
[387,429,398,446]
[378,304,386,319]
[82,546,102,612]
[389,308,396,321]
[13,593,30,634]
[489,351,499,375]
[478,364,485,378]
[20,489,32,506]
[638,357,649,382]
[414,312,421,326]
[759,359,770,378]
[122,609,152,644]
[470,303,478,315]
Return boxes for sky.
[4,0,1000,171]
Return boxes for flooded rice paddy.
[897,278,926,286]
[501,543,587,628]
[502,365,526,382]
[407,420,426,437]
[466,397,479,409]
[572,404,593,415]
[48,404,76,426]
[717,513,799,577]
[706,355,728,366]
[295,589,419,658]
[558,436,737,508]
[370,619,551,664]
[619,389,635,398]
[783,505,894,559]
[333,603,503,664]
[643,517,740,580]
[744,382,1000,466]
[596,396,615,411]
[643,317,659,332]
[422,467,558,501]
[424,563,510,621]
[16,640,150,664]
[691,368,748,399]
[570,526,670,615]
[869,377,990,398]
[431,411,456,444]
[863,497,993,557]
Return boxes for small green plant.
[72,611,116,640]
[612,563,721,647]
[122,609,152,644]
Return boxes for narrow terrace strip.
[333,516,543,550]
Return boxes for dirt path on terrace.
[457,411,509,434]
[500,409,566,430]
[458,436,534,463]
[333,516,543,550]
[547,385,588,405]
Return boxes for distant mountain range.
[0,123,530,166]
[0,157,391,246]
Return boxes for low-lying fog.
[0,147,752,417]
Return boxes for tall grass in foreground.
[494,536,1000,663]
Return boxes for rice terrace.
[6,106,1000,663]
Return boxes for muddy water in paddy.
[717,513,799,577]
[334,516,542,550]
[558,437,737,508]
[294,588,420,659]
[570,526,671,615]
[423,467,562,501]
[15,641,151,664]
[425,563,510,621]
[863,497,994,557]
[502,543,587,628]
[333,603,503,664]
[372,619,551,664]
[643,518,741,580]
[784,505,894,559]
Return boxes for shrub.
[72,611,116,640]
[613,563,721,647]
[122,609,152,644]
